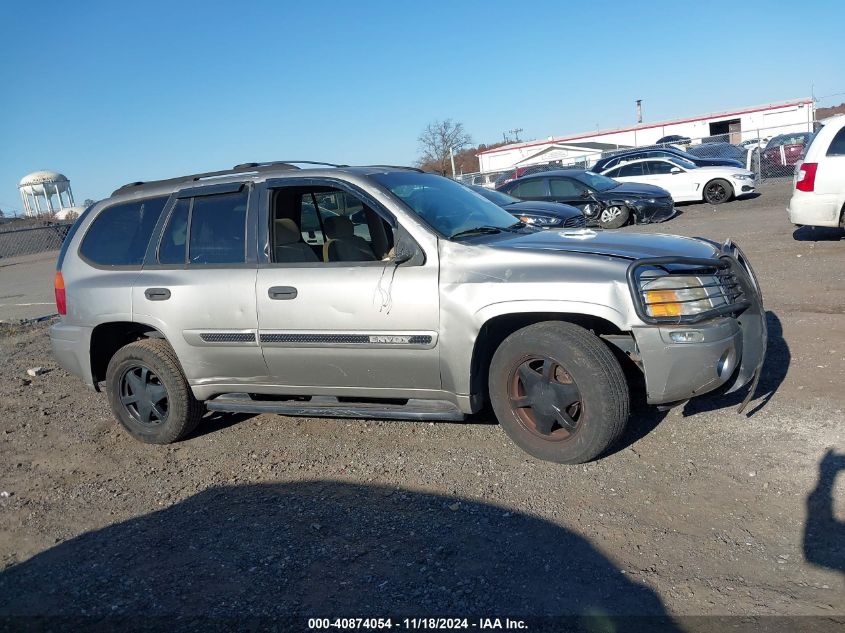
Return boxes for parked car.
[497,169,676,229]
[739,137,770,150]
[600,157,756,205]
[656,135,691,146]
[686,142,750,164]
[787,116,845,229]
[592,146,744,174]
[467,184,586,229]
[762,133,813,177]
[493,163,560,188]
[49,162,766,464]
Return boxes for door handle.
[268,286,297,300]
[144,287,171,301]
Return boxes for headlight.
[518,214,562,226]
[640,275,728,318]
[732,173,753,180]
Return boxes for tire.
[105,338,204,444]
[598,205,630,229]
[488,321,630,464]
[703,179,733,205]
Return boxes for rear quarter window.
[826,126,845,156]
[79,196,169,266]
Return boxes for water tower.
[18,170,78,218]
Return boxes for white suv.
[787,116,845,229]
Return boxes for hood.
[503,200,583,218]
[490,228,720,261]
[602,182,670,198]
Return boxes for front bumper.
[631,200,676,224]
[50,322,95,389]
[631,242,767,408]
[730,177,756,196]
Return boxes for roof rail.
[234,160,349,170]
[366,164,425,173]
[110,161,418,196]
[111,162,305,196]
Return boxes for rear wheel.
[488,321,630,464]
[105,339,204,444]
[703,179,733,205]
[598,205,630,229]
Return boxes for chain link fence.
[457,120,818,188]
[0,218,75,259]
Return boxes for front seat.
[323,215,376,262]
[274,219,319,263]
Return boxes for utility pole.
[636,99,643,124]
[502,128,524,144]
[449,146,457,178]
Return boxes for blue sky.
[1,0,843,213]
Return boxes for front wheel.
[488,322,630,464]
[105,339,204,444]
[703,179,733,205]
[598,205,630,229]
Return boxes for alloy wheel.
[507,356,583,441]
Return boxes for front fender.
[439,299,632,400]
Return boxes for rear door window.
[549,178,583,196]
[509,179,548,198]
[616,163,646,177]
[188,189,249,264]
[80,196,169,266]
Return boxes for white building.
[18,170,83,219]
[478,98,815,174]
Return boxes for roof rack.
[111,161,418,196]
[233,160,349,170]
[111,162,296,195]
[365,164,425,173]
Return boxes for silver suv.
[50,161,767,464]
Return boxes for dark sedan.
[496,169,676,229]
[467,184,586,229]
[592,146,744,173]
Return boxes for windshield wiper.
[450,226,504,239]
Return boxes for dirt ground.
[0,180,843,627]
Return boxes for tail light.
[54,271,66,316]
[796,162,817,192]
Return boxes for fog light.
[669,330,703,343]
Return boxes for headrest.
[324,215,354,239]
[275,219,301,245]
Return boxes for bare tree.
[417,119,472,175]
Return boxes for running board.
[206,393,465,422]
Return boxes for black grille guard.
[626,242,768,414]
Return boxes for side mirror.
[670,167,682,174]
[350,210,367,224]
[390,224,423,265]
[580,189,592,198]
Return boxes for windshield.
[468,185,520,206]
[372,172,520,239]
[669,157,697,169]
[574,171,618,191]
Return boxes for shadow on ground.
[792,226,845,242]
[0,481,680,630]
[803,449,845,578]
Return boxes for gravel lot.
[0,180,843,627]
